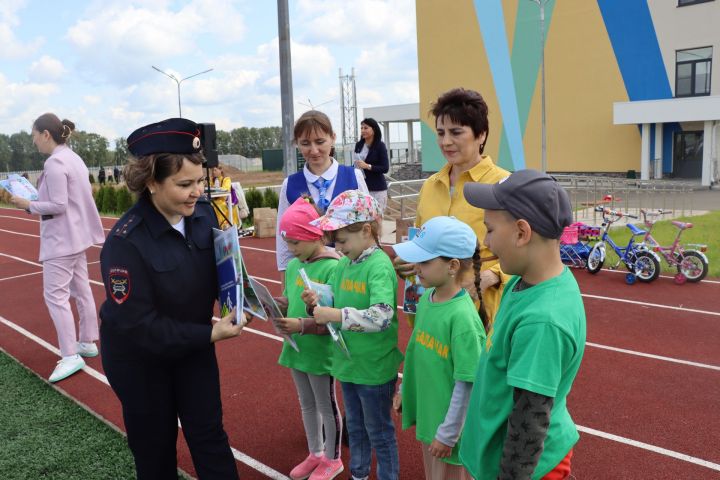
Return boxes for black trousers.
[103,345,239,480]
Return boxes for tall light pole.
[152,66,213,118]
[529,0,548,172]
[277,0,296,175]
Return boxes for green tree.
[216,130,232,155]
[0,134,12,172]
[101,186,117,213]
[114,137,129,166]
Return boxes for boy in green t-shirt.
[459,170,586,480]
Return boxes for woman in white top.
[276,110,368,277]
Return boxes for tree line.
[0,126,282,172]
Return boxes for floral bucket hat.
[309,189,382,231]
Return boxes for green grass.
[0,350,137,480]
[600,211,719,278]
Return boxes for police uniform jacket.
[99,195,218,361]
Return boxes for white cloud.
[0,1,44,59]
[28,55,66,82]
[64,0,248,86]
[296,0,415,45]
[0,73,60,132]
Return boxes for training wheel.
[625,273,636,285]
[674,273,687,285]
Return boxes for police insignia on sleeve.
[109,267,131,304]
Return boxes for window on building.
[678,0,714,6]
[676,47,712,97]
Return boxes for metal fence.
[385,174,699,223]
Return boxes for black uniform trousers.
[102,344,238,479]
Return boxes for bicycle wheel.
[634,251,660,283]
[587,243,604,274]
[677,250,709,283]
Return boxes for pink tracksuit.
[28,144,105,356]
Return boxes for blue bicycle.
[586,207,661,284]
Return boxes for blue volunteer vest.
[285,165,358,210]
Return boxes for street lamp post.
[152,66,213,118]
[529,0,548,173]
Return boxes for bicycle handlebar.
[594,206,637,220]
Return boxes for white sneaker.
[77,342,98,357]
[49,355,86,383]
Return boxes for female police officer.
[99,118,245,479]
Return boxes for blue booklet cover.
[299,268,350,359]
[0,174,38,201]
[213,228,244,324]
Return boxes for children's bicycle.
[639,209,709,284]
[586,207,661,284]
[560,223,600,268]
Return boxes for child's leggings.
[290,369,342,459]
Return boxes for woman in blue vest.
[276,110,368,278]
[353,117,389,213]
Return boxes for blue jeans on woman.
[341,377,399,480]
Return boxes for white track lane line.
[0,253,104,287]
[2,220,719,285]
[0,314,290,480]
[216,315,720,472]
[585,342,720,371]
[576,426,720,472]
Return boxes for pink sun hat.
[309,190,382,232]
[279,198,324,241]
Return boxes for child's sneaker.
[289,453,323,480]
[309,456,344,480]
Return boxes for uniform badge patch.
[109,267,131,304]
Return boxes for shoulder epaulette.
[112,214,142,238]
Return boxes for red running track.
[1,207,719,479]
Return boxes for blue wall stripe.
[597,0,672,101]
[473,0,525,170]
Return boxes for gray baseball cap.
[463,169,573,239]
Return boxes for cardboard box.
[253,208,277,238]
[395,218,414,244]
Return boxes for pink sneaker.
[309,456,344,480]
[289,454,323,480]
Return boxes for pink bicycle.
[639,209,709,284]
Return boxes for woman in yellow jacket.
[210,165,239,229]
[394,88,509,329]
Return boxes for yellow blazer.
[415,155,510,326]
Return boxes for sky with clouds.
[0,0,418,145]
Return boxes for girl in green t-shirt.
[303,190,404,480]
[274,197,344,480]
[391,216,486,479]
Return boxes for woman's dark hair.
[360,118,382,145]
[124,153,205,195]
[33,113,75,145]
[430,88,490,154]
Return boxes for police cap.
[127,118,202,156]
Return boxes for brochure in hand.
[0,174,39,201]
[248,277,299,352]
[402,227,426,314]
[299,268,351,359]
[213,228,244,324]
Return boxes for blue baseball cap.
[392,216,477,262]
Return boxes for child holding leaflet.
[303,190,404,480]
[460,169,586,480]
[391,216,485,480]
[274,197,344,480]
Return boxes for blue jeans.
[341,377,399,480]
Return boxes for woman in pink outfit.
[10,113,105,383]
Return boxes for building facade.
[416,0,720,186]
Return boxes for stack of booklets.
[0,174,38,201]
[299,268,351,359]
[213,227,298,352]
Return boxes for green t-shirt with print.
[278,257,337,375]
[459,267,586,480]
[402,288,485,465]
[330,249,404,385]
